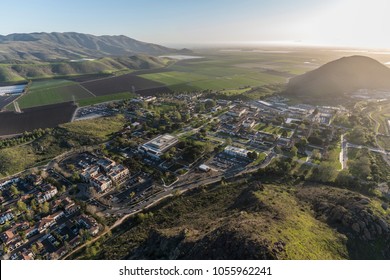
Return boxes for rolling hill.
[0,32,185,61]
[0,55,171,83]
[0,32,191,83]
[75,179,390,260]
[285,55,390,101]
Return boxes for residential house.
[36,184,58,204]
[78,214,99,236]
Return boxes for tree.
[349,156,371,180]
[348,126,366,145]
[31,199,38,212]
[195,103,205,113]
[67,164,76,172]
[291,146,298,158]
[335,170,355,186]
[17,201,27,212]
[129,192,136,199]
[173,111,182,121]
[10,185,20,197]
[311,163,337,182]
[225,137,232,146]
[205,99,216,110]
[59,185,66,194]
[311,149,321,160]
[296,137,307,148]
[204,142,214,154]
[41,202,50,214]
[31,244,38,254]
[0,152,12,175]
[247,151,258,161]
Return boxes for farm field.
[2,49,370,111]
[137,49,361,92]
[15,79,94,109]
[140,60,287,91]
[76,92,135,107]
[0,102,77,136]
[0,95,19,111]
[80,73,169,96]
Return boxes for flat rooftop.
[142,134,178,153]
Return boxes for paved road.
[347,143,389,155]
[340,134,348,170]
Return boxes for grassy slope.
[0,66,26,82]
[82,182,349,260]
[371,102,390,135]
[253,186,347,259]
[60,114,126,141]
[0,56,168,83]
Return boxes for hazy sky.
[1,0,389,48]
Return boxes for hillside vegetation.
[76,178,390,260]
[0,55,170,83]
[0,32,183,61]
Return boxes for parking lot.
[209,153,251,172]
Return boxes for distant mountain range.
[0,32,189,61]
[285,55,390,101]
[0,32,192,83]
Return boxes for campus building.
[139,134,178,159]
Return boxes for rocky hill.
[285,56,390,102]
[78,179,390,260]
[0,32,186,61]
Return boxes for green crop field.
[140,54,289,91]
[14,79,94,109]
[77,92,135,107]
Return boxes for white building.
[139,134,178,159]
[224,145,250,158]
[199,164,211,172]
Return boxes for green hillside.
[74,178,390,260]
[0,55,170,83]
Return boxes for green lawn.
[251,152,268,165]
[254,123,293,137]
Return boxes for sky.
[1,0,390,48]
